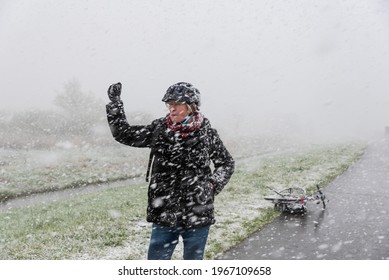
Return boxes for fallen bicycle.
[264,185,328,214]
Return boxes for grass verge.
[0,146,148,202]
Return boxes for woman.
[106,82,234,260]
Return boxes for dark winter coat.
[106,101,235,228]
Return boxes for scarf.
[166,112,204,138]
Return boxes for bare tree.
[54,79,104,137]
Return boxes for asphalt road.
[220,138,389,260]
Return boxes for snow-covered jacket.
[106,101,235,228]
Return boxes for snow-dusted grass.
[0,145,148,202]
[0,184,148,259]
[0,135,287,202]
[0,142,365,260]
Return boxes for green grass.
[0,183,148,259]
[0,142,366,260]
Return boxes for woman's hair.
[189,104,199,113]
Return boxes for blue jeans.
[147,223,210,260]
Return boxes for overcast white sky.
[1,0,389,140]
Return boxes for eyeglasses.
[165,101,187,108]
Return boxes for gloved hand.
[107,82,122,102]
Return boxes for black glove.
[107,82,122,102]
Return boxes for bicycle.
[264,185,327,214]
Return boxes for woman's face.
[166,101,190,123]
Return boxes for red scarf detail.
[166,112,204,138]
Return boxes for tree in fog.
[54,79,104,137]
[0,80,155,148]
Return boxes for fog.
[1,0,389,142]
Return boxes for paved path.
[0,177,144,211]
[220,138,389,260]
